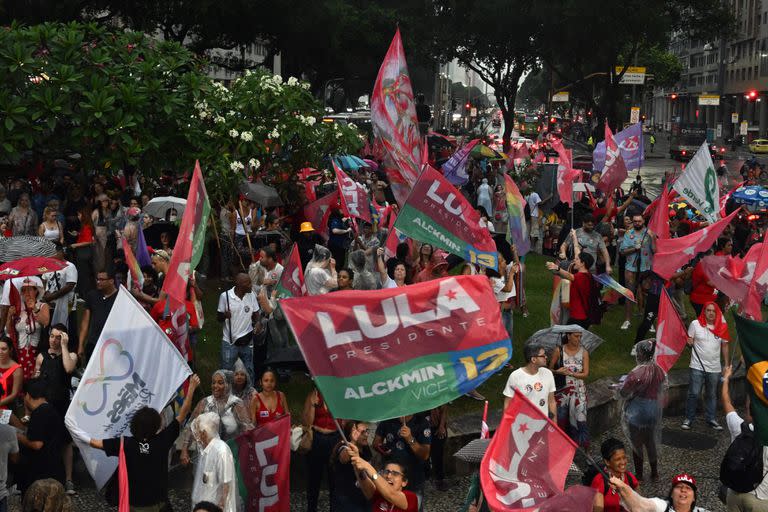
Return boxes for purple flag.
[593,123,644,173]
[441,139,479,185]
[137,220,152,267]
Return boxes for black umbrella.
[0,236,57,262]
[239,181,283,207]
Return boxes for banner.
[673,142,720,223]
[65,287,192,489]
[503,174,530,256]
[333,161,372,223]
[275,244,306,299]
[393,165,498,270]
[652,208,739,279]
[280,275,511,421]
[371,29,423,205]
[593,123,644,173]
[746,231,768,321]
[480,392,595,512]
[550,139,579,205]
[648,184,671,240]
[735,314,768,445]
[229,414,291,512]
[654,288,689,374]
[597,125,629,194]
[442,139,479,186]
[303,190,339,240]
[593,273,635,303]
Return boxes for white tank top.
[235,211,252,236]
[42,223,60,241]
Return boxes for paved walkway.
[8,415,728,511]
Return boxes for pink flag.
[655,288,689,373]
[118,437,130,512]
[746,231,768,320]
[550,139,579,205]
[333,161,372,223]
[648,184,671,240]
[597,125,629,194]
[371,29,423,205]
[699,243,762,308]
[303,190,339,240]
[652,208,739,279]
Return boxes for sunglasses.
[379,469,404,478]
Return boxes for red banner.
[275,243,306,299]
[303,190,339,240]
[648,184,671,240]
[655,288,689,374]
[597,125,629,194]
[229,414,291,512]
[481,393,594,512]
[279,275,511,421]
[333,161,372,223]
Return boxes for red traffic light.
[550,117,556,123]
[747,90,758,100]
[670,94,678,100]
[465,103,471,109]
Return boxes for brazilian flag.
[735,314,768,445]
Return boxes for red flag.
[275,244,306,299]
[480,392,594,512]
[550,139,579,205]
[652,208,739,279]
[371,29,423,205]
[597,125,629,194]
[746,230,768,320]
[118,437,130,512]
[655,288,689,373]
[699,246,762,309]
[333,161,372,223]
[303,190,339,241]
[229,414,291,512]
[648,184,671,240]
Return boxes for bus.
[515,112,541,138]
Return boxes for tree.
[0,22,211,173]
[421,0,541,151]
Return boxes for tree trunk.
[502,108,515,152]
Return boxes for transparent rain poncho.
[618,339,668,475]
[348,249,377,290]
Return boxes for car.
[749,139,768,154]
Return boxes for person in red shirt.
[591,438,638,512]
[350,455,419,512]
[546,230,595,330]
[689,260,717,316]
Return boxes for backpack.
[720,421,765,493]
[582,464,637,495]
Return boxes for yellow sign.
[698,95,720,106]
[616,66,646,85]
[552,91,569,102]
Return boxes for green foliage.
[0,21,210,172]
[192,69,362,204]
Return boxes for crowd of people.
[0,130,760,512]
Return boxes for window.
[748,67,753,79]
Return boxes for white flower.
[348,122,357,130]
[287,76,298,86]
[268,128,280,139]
[272,74,282,85]
[228,110,236,117]
[245,69,252,76]
[204,130,214,137]
[229,129,239,138]
[199,111,209,120]
[230,161,244,171]
[301,82,310,90]
[214,116,225,124]
[240,131,253,142]
[248,158,261,170]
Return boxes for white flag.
[672,142,720,223]
[65,286,191,489]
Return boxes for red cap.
[671,473,697,492]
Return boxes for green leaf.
[4,118,13,131]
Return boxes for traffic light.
[550,117,556,124]
[747,90,758,100]
[465,102,471,109]
[670,93,678,100]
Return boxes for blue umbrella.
[349,155,367,168]
[732,185,768,212]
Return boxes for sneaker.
[65,480,76,495]
[620,320,631,330]
[466,389,486,401]
[681,419,691,430]
[649,324,656,334]
[708,420,724,431]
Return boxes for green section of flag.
[396,204,468,260]
[227,437,249,501]
[191,193,211,271]
[734,314,768,445]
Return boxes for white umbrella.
[524,325,605,353]
[143,196,186,220]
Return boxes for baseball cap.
[299,222,314,233]
[671,473,697,492]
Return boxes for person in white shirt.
[248,246,284,296]
[525,190,542,251]
[0,422,19,511]
[217,273,259,384]
[190,412,237,512]
[376,247,406,289]
[611,472,708,512]
[682,302,730,431]
[42,243,78,331]
[503,343,556,418]
[721,365,768,509]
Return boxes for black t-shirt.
[24,402,65,484]
[375,416,432,492]
[85,289,118,347]
[103,419,180,507]
[332,443,372,507]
